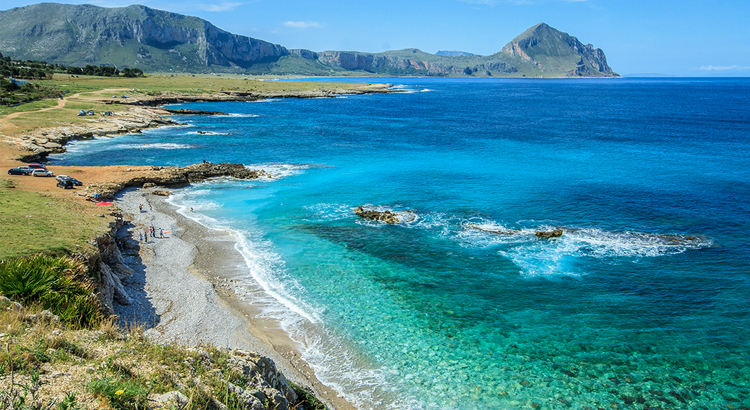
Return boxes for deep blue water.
[52,78,750,409]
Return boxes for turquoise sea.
[52,78,750,409]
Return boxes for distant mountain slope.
[0,4,618,78]
[0,3,288,72]
[436,51,475,56]
[499,23,616,77]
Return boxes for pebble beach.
[113,187,357,410]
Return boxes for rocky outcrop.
[67,210,135,314]
[535,229,564,239]
[85,163,271,200]
[354,206,401,224]
[226,350,298,410]
[7,108,176,162]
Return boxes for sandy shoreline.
[113,187,358,410]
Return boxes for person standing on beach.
[139,233,143,242]
[139,204,143,213]
[144,232,148,243]
[159,228,163,238]
[149,204,153,212]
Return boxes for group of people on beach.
[138,203,152,213]
[139,226,163,242]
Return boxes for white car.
[32,169,54,177]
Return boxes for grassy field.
[37,73,380,96]
[0,178,109,259]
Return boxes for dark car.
[8,167,31,175]
[28,163,47,170]
[56,179,74,189]
[57,175,83,186]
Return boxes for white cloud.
[698,65,750,71]
[198,2,243,12]
[283,21,322,29]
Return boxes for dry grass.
[0,305,326,409]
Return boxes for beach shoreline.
[0,81,398,409]
[113,186,358,410]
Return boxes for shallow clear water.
[52,78,750,409]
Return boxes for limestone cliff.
[499,23,618,77]
[0,3,288,71]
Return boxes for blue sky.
[3,0,750,76]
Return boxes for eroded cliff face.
[0,3,288,70]
[315,50,518,76]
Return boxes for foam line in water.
[168,187,424,409]
[244,163,312,179]
[138,143,195,149]
[226,113,260,117]
[167,188,321,325]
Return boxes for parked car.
[8,167,31,175]
[32,169,54,177]
[28,163,47,170]
[56,175,83,186]
[66,177,83,186]
[16,166,33,174]
[56,179,74,189]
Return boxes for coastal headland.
[0,75,393,409]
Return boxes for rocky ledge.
[103,86,394,107]
[4,107,177,162]
[84,163,271,200]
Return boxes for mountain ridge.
[0,4,618,78]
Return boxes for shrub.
[88,376,150,409]
[0,255,103,327]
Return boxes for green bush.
[88,376,150,409]
[0,255,102,327]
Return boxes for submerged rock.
[471,225,518,235]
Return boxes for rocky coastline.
[5,84,393,163]
[0,87,391,409]
[108,85,394,107]
[6,107,178,162]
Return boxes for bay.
[52,78,750,409]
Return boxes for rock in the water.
[535,229,563,238]
[354,206,401,224]
[151,190,172,196]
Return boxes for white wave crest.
[138,143,195,150]
[227,113,260,118]
[460,220,712,276]
[244,163,313,180]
